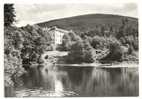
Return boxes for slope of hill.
[37,14,138,34]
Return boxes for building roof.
[48,26,69,33]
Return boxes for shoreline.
[55,61,138,68]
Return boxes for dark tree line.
[4,4,16,27]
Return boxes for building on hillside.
[43,26,70,50]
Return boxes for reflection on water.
[15,64,138,97]
[15,88,78,97]
[57,66,138,96]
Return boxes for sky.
[14,0,138,27]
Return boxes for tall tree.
[67,39,94,63]
[4,4,16,27]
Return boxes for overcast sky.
[14,0,138,27]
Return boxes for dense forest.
[37,14,138,35]
[4,4,53,96]
[45,15,138,63]
[4,25,53,96]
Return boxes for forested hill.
[37,14,138,34]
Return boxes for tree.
[91,36,106,49]
[116,18,129,39]
[67,39,95,63]
[20,25,48,69]
[58,33,72,51]
[4,4,16,27]
[68,31,78,41]
[83,40,95,63]
[100,37,123,62]
[67,39,84,63]
[58,31,81,51]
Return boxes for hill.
[37,14,138,34]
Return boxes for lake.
[13,63,138,97]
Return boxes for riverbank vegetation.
[57,18,138,63]
[39,13,138,63]
[4,4,53,96]
[4,24,53,95]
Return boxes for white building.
[44,26,70,50]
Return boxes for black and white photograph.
[3,0,139,97]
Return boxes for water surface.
[14,63,138,97]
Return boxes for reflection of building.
[45,26,69,50]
